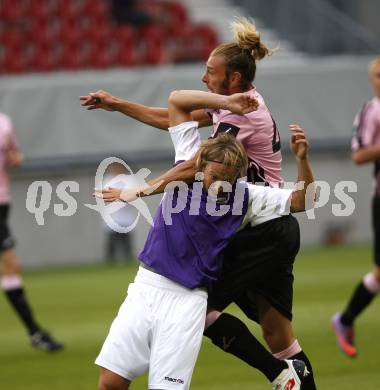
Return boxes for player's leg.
[340,265,380,327]
[332,197,380,357]
[204,307,308,389]
[0,247,63,351]
[98,367,131,390]
[95,277,151,389]
[0,248,38,335]
[256,295,317,390]
[204,307,288,382]
[149,284,207,389]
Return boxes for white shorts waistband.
[135,266,207,298]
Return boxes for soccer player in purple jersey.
[81,17,316,389]
[332,56,380,358]
[0,113,63,352]
[94,90,313,390]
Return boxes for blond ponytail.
[210,17,272,89]
[231,17,272,61]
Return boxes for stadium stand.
[0,0,219,73]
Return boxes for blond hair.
[210,17,272,89]
[369,56,380,76]
[196,134,248,177]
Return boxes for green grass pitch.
[0,244,379,389]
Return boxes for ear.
[229,71,242,87]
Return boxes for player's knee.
[262,325,295,353]
[261,325,277,345]
[373,267,380,283]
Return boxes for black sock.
[4,287,40,335]
[204,313,287,382]
[340,281,375,327]
[290,350,317,390]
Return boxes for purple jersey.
[351,97,380,196]
[139,121,292,289]
[139,180,248,289]
[139,121,248,288]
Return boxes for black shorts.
[372,197,380,265]
[0,204,15,253]
[208,215,300,323]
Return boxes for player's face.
[202,55,230,95]
[370,64,380,96]
[202,161,238,194]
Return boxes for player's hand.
[80,90,118,111]
[94,187,139,203]
[225,92,259,115]
[290,124,309,160]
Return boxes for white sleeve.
[168,121,202,163]
[245,184,293,227]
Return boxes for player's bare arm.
[168,90,258,117]
[289,124,315,213]
[94,154,197,203]
[79,89,212,130]
[6,150,24,168]
[351,145,380,165]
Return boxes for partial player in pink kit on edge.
[0,113,63,352]
[332,56,380,358]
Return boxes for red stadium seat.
[140,25,165,64]
[58,19,83,47]
[113,26,141,67]
[83,0,109,21]
[0,28,26,50]
[29,45,58,72]
[113,25,136,44]
[82,19,112,46]
[0,0,219,73]
[58,43,88,70]
[116,41,141,67]
[88,42,113,69]
[149,1,188,38]
[0,0,24,23]
[25,1,51,24]
[188,24,218,61]
[56,0,83,20]
[2,47,29,73]
[29,22,58,49]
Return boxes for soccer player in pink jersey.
[0,113,63,352]
[332,56,380,358]
[80,18,316,389]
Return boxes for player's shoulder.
[372,97,380,112]
[244,88,271,120]
[362,97,380,122]
[0,113,13,132]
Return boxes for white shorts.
[95,266,207,389]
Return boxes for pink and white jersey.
[206,88,282,187]
[0,113,18,204]
[351,97,380,196]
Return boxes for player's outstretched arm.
[79,90,212,130]
[95,156,198,203]
[168,90,258,127]
[289,124,315,213]
[169,90,258,115]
